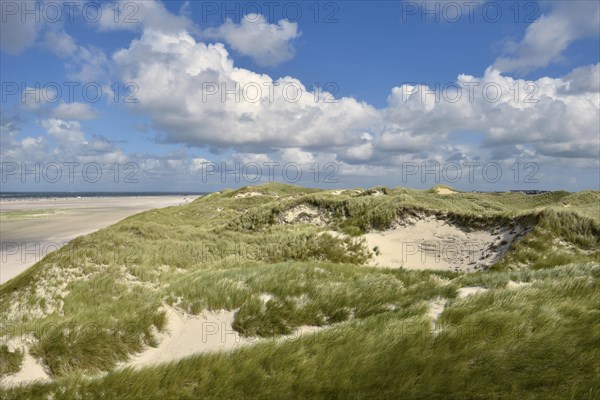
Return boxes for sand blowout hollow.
[277,203,528,273]
[364,215,528,273]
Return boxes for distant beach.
[0,191,207,201]
[0,193,204,284]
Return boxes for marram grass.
[1,183,599,399]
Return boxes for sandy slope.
[364,216,524,272]
[126,307,253,368]
[125,304,324,370]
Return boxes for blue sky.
[1,0,599,192]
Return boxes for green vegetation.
[0,346,23,377]
[0,183,598,399]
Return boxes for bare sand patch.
[259,293,275,303]
[506,281,532,289]
[234,192,264,199]
[457,286,489,298]
[429,298,447,335]
[429,287,488,334]
[434,187,457,195]
[126,307,253,369]
[125,306,326,369]
[281,325,326,340]
[1,305,329,386]
[0,336,50,387]
[280,204,329,226]
[364,216,525,273]
[428,298,447,322]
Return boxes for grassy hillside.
[1,183,599,399]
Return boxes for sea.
[0,192,210,200]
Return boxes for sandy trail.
[0,196,197,284]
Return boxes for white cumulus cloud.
[203,14,300,66]
[113,29,378,151]
[493,1,600,73]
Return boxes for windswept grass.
[0,346,23,377]
[0,183,598,398]
[166,262,455,336]
[3,264,599,399]
[494,209,600,270]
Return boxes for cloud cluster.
[203,14,301,66]
[1,118,126,165]
[43,29,111,81]
[111,23,599,169]
[2,0,598,190]
[380,66,600,161]
[113,28,379,152]
[493,1,600,73]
